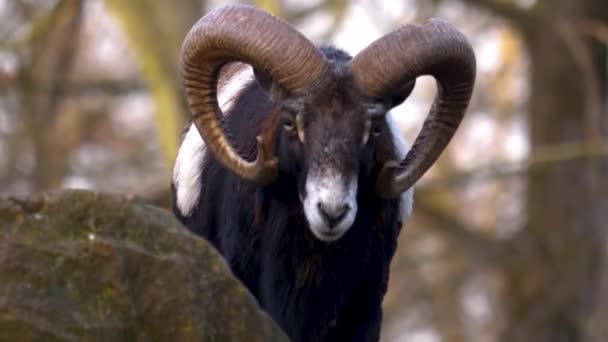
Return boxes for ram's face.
[274,67,393,242]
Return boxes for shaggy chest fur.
[175,168,402,341]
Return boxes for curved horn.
[350,19,476,199]
[181,5,329,186]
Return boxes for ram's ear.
[387,79,416,108]
[255,67,291,102]
[254,67,273,93]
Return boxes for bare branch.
[555,20,603,145]
[577,19,608,45]
[420,139,608,191]
[0,79,146,96]
[414,191,506,263]
[554,19,604,187]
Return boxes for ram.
[172,5,475,342]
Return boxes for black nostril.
[317,203,350,228]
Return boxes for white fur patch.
[173,64,254,216]
[386,112,414,224]
[173,123,207,216]
[217,63,254,114]
[302,170,358,242]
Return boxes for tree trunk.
[105,0,204,165]
[502,1,608,340]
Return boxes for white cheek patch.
[217,63,254,114]
[172,123,207,216]
[302,170,358,242]
[386,112,414,224]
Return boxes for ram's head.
[181,5,475,241]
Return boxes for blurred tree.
[105,0,204,164]
[453,0,608,340]
[12,0,84,191]
[256,0,281,15]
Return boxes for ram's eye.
[371,124,383,137]
[283,118,295,131]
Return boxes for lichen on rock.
[0,190,288,341]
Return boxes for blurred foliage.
[0,0,607,341]
[104,0,200,163]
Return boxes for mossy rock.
[0,190,288,342]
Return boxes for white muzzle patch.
[302,169,358,242]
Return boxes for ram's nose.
[317,202,350,229]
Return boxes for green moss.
[0,190,288,341]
